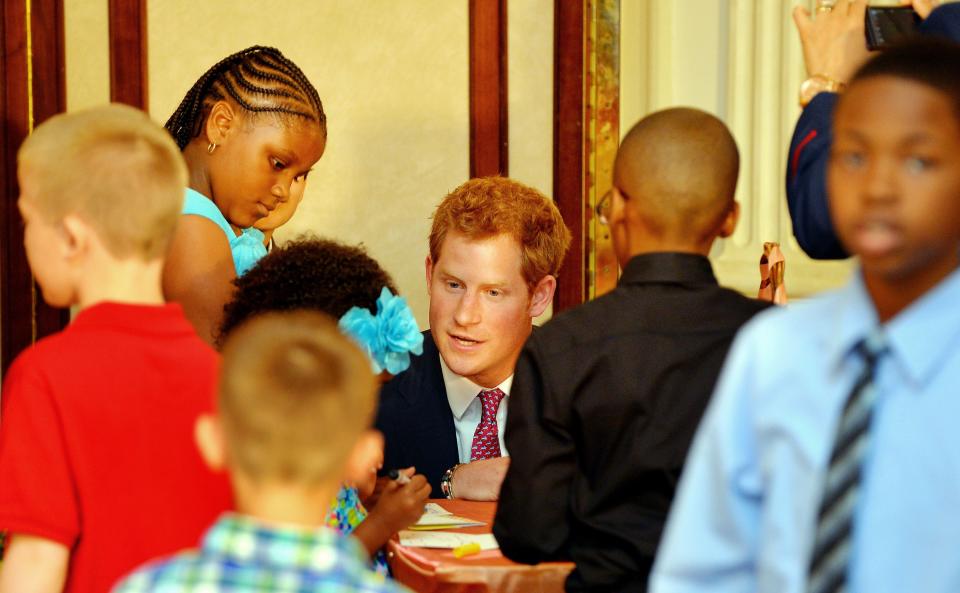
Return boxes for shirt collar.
[69,301,194,336]
[201,512,367,568]
[439,354,512,420]
[824,271,879,371]
[619,252,718,286]
[884,264,960,386]
[826,265,960,387]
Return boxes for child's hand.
[351,469,431,556]
[363,466,413,509]
[367,471,431,534]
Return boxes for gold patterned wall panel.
[586,0,620,299]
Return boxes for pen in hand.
[387,468,411,485]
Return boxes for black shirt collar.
[619,252,718,286]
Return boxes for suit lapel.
[398,331,460,492]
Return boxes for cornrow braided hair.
[165,46,326,150]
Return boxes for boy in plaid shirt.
[114,312,411,593]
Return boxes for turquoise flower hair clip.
[338,287,424,375]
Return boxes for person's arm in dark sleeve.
[785,91,849,260]
[920,3,960,41]
[493,338,575,564]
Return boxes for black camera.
[865,6,922,50]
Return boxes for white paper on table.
[422,502,452,516]
[410,503,485,529]
[399,530,499,550]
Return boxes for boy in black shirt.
[494,108,770,593]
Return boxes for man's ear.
[203,100,236,147]
[424,255,434,297]
[194,414,227,472]
[718,201,740,239]
[527,275,557,318]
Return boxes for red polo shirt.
[0,302,232,593]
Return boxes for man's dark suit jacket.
[375,330,459,498]
[494,253,771,593]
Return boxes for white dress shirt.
[439,356,512,463]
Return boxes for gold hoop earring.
[207,142,218,155]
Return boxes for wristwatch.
[799,74,846,108]
[440,464,462,499]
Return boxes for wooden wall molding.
[1,0,69,375]
[553,0,585,313]
[469,0,508,178]
[108,0,148,109]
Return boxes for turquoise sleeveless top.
[181,188,267,277]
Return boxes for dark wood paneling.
[30,0,69,340]
[553,0,585,312]
[108,0,148,109]
[469,0,508,178]
[1,1,33,376]
[1,0,69,376]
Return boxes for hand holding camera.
[794,0,871,84]
[793,0,934,107]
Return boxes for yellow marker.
[452,542,481,558]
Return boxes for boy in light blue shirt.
[651,39,960,593]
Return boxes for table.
[387,500,574,593]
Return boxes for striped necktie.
[806,331,887,593]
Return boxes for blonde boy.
[0,105,231,593]
[115,312,412,593]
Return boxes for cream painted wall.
[621,0,854,297]
[508,0,554,197]
[63,1,110,112]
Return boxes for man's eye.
[446,281,461,290]
[487,289,502,298]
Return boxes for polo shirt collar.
[69,301,193,336]
[439,354,512,420]
[619,252,718,287]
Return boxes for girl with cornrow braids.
[162,46,327,344]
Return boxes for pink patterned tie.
[470,388,506,461]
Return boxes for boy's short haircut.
[616,107,739,241]
[851,39,960,114]
[17,103,187,260]
[219,311,376,485]
[429,176,572,289]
